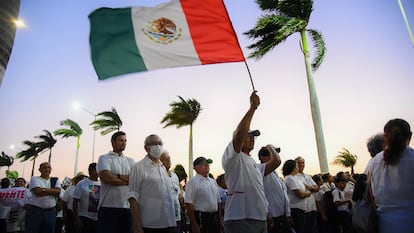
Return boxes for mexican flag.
[89,0,245,80]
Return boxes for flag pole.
[397,0,414,47]
[244,60,256,91]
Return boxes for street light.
[73,102,97,162]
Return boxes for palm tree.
[35,129,57,164]
[161,96,202,178]
[0,151,14,171]
[333,148,357,175]
[15,140,41,177]
[90,107,122,135]
[244,0,328,173]
[173,164,188,184]
[54,119,83,176]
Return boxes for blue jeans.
[25,205,56,233]
[97,207,132,233]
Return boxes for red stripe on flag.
[180,0,245,64]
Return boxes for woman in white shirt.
[282,160,312,233]
[370,118,414,233]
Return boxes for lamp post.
[73,102,97,162]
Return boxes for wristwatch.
[42,188,46,192]
[117,174,121,179]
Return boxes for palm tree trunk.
[31,158,36,177]
[300,29,329,173]
[74,136,80,176]
[48,149,52,164]
[189,124,194,178]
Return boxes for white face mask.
[149,145,163,159]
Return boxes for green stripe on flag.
[89,7,147,80]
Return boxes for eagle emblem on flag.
[142,17,182,44]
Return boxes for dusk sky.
[1,0,413,182]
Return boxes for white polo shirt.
[297,173,317,212]
[222,142,268,221]
[97,151,135,209]
[185,173,220,212]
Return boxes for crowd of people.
[0,92,413,233]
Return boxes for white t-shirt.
[221,142,268,221]
[127,156,176,228]
[72,178,101,220]
[62,185,75,211]
[284,174,307,211]
[370,147,414,233]
[297,173,317,212]
[29,176,61,209]
[97,151,135,209]
[185,173,220,212]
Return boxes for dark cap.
[248,129,260,136]
[193,156,213,167]
[258,146,281,157]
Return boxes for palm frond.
[55,119,83,137]
[333,148,357,167]
[245,15,307,59]
[161,96,202,129]
[307,29,326,72]
[91,107,122,135]
[277,0,313,21]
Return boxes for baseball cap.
[248,129,260,136]
[193,156,213,167]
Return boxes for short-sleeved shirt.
[261,169,291,218]
[62,185,75,211]
[29,176,61,209]
[222,142,268,221]
[185,173,220,212]
[127,156,176,228]
[284,175,307,211]
[332,188,348,212]
[297,173,317,212]
[97,151,135,209]
[370,147,414,232]
[72,178,101,220]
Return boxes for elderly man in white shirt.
[185,157,222,233]
[128,134,176,233]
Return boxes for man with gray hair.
[128,134,176,233]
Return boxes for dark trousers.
[337,211,352,233]
[192,211,219,233]
[65,210,75,233]
[305,211,316,233]
[270,215,292,233]
[143,227,175,233]
[291,208,306,233]
[97,207,131,233]
[25,205,56,233]
[79,216,97,233]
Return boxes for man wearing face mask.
[128,134,177,233]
